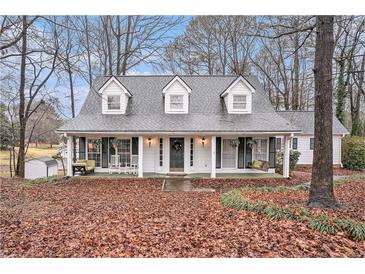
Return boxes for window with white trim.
[170,95,184,110]
[87,139,101,167]
[222,139,236,168]
[253,139,268,161]
[115,139,131,165]
[107,95,121,110]
[232,95,247,110]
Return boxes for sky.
[55,16,191,119]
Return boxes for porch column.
[66,135,74,176]
[283,135,290,178]
[138,136,143,177]
[211,136,216,178]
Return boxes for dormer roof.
[162,75,192,94]
[98,76,133,97]
[220,75,256,97]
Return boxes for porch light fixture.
[88,143,94,150]
[148,137,152,147]
[201,137,205,147]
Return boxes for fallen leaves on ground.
[295,166,365,176]
[0,176,364,258]
[191,172,311,191]
[241,178,365,221]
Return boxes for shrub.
[342,136,365,170]
[276,150,301,175]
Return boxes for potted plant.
[246,139,257,148]
[230,139,240,147]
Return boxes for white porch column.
[211,136,216,178]
[283,135,290,178]
[66,136,74,176]
[138,136,143,177]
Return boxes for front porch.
[65,134,291,178]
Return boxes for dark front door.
[170,138,184,171]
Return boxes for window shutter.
[269,137,276,168]
[108,137,115,162]
[79,137,86,160]
[132,137,139,155]
[216,137,221,169]
[238,137,245,168]
[245,137,253,168]
[101,137,109,168]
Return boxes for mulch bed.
[241,178,365,222]
[191,172,311,191]
[1,176,364,258]
[295,166,365,176]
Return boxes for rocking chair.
[109,155,121,174]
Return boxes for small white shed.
[25,157,58,180]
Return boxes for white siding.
[187,136,211,173]
[223,80,253,114]
[101,81,129,114]
[164,81,189,114]
[277,135,343,165]
[25,161,58,179]
[143,136,158,172]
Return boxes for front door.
[170,138,184,172]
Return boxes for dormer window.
[99,76,132,114]
[220,75,255,114]
[170,95,184,110]
[163,76,191,114]
[232,95,247,110]
[107,95,121,110]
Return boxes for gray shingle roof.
[58,75,301,133]
[27,157,58,166]
[277,111,349,135]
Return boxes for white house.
[276,111,348,166]
[25,157,58,179]
[57,75,345,178]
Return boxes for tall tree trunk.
[335,58,346,124]
[67,64,77,161]
[308,16,338,208]
[83,16,93,88]
[116,16,122,75]
[291,17,300,110]
[16,16,27,178]
[351,53,364,136]
[292,32,300,110]
[121,16,132,75]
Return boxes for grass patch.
[221,189,365,241]
[18,176,68,188]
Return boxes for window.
[87,139,101,167]
[190,138,194,167]
[276,138,282,151]
[170,95,184,110]
[292,138,298,150]
[159,138,163,167]
[232,95,247,110]
[253,139,268,161]
[107,95,121,110]
[310,138,315,150]
[115,139,131,165]
[222,139,236,168]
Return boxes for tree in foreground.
[308,16,339,208]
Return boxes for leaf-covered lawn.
[1,177,364,258]
[241,176,365,222]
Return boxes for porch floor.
[80,172,283,179]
